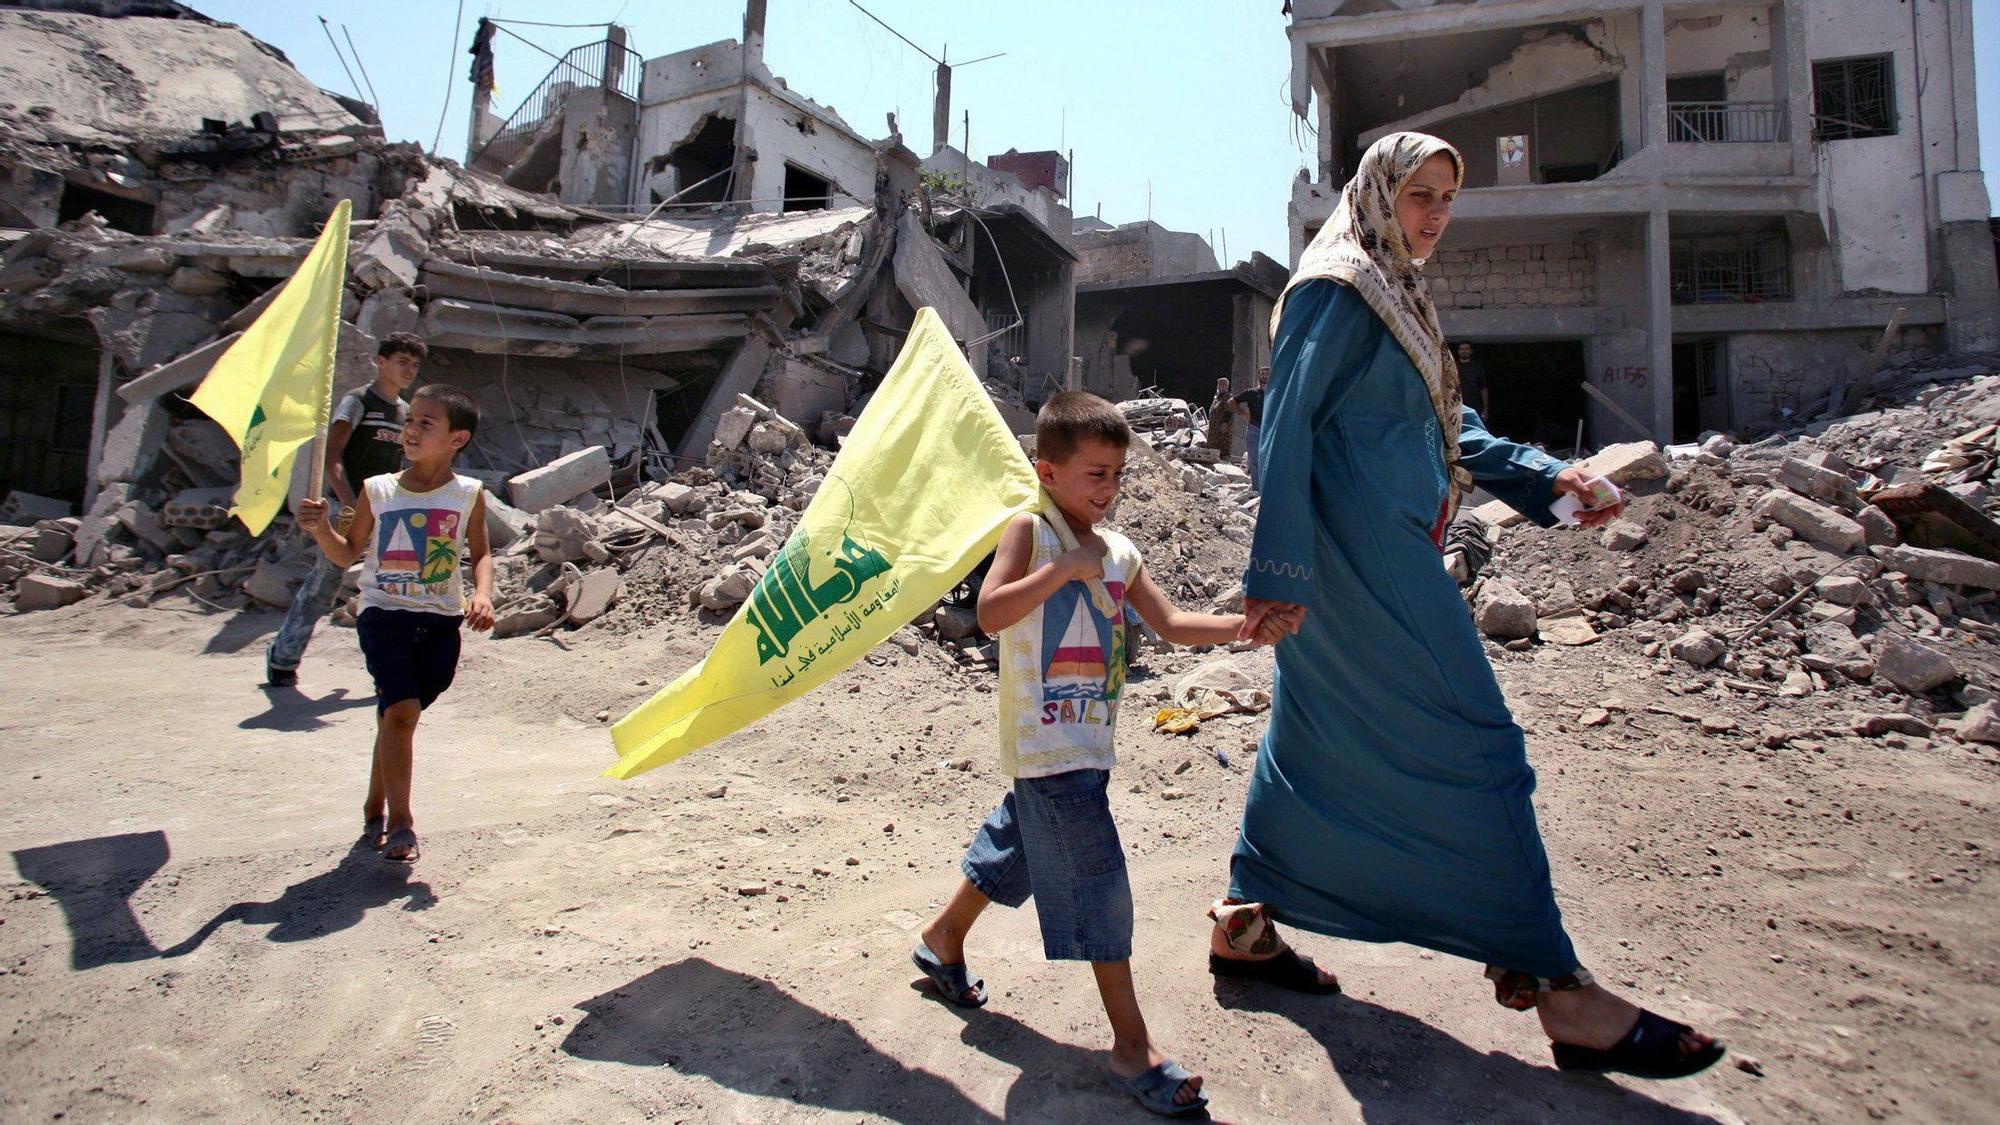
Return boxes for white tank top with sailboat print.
[356,472,481,616]
[998,516,1141,779]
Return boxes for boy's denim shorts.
[961,768,1133,962]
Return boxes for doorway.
[1455,339,1589,454]
[0,330,99,504]
[1671,338,1728,442]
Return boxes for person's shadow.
[240,686,373,731]
[201,610,280,655]
[1214,978,1721,1123]
[159,841,434,956]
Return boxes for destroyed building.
[1284,0,2000,448]
[1072,220,1287,403]
[465,16,1078,406]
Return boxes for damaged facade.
[1072,219,1287,404]
[1286,0,2000,447]
[0,2,1093,617]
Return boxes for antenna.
[848,0,1003,154]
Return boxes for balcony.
[1668,101,1787,144]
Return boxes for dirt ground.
[1,572,1995,1124]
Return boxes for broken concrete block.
[0,490,71,525]
[712,408,758,451]
[1855,505,1900,548]
[115,501,178,552]
[508,445,610,514]
[655,481,700,516]
[483,491,531,550]
[1599,519,1649,552]
[242,558,310,608]
[1951,701,2000,745]
[565,569,621,625]
[698,567,756,612]
[161,487,235,529]
[1571,441,1668,486]
[16,574,88,611]
[747,421,792,455]
[1777,457,1858,508]
[493,596,563,639]
[1668,628,1725,667]
[1754,491,1865,554]
[1874,636,1960,694]
[934,604,982,642]
[1473,579,1538,640]
[30,519,77,563]
[1818,575,1873,606]
[1855,713,1934,738]
[1873,544,2000,590]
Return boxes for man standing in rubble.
[264,333,425,687]
[1231,365,1270,490]
[1205,377,1237,460]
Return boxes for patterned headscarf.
[1273,132,1469,501]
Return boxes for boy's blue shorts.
[356,607,463,714]
[961,768,1133,962]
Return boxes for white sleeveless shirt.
[356,472,481,616]
[997,516,1142,779]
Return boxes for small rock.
[14,574,88,612]
[1874,635,1959,693]
[1700,715,1738,735]
[737,884,768,896]
[1735,1056,1765,1078]
[1855,713,1933,738]
[1600,520,1649,552]
[1474,579,1538,640]
[1952,701,2000,745]
[1668,629,1725,668]
[704,785,728,799]
[1579,707,1611,727]
[1161,788,1188,800]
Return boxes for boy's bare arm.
[323,419,356,508]
[1127,566,1251,647]
[976,514,1102,634]
[464,491,495,631]
[298,487,372,568]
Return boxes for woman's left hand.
[1552,466,1625,527]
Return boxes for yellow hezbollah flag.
[608,307,1043,779]
[190,199,351,535]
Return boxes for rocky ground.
[2,366,1999,1122]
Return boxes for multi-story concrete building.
[1284,0,1999,448]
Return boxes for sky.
[195,0,2000,265]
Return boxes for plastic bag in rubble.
[1152,660,1271,735]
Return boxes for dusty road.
[0,593,1993,1122]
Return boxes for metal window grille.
[985,309,1028,364]
[1670,236,1794,304]
[1667,101,1786,143]
[1813,55,1895,141]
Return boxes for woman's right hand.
[1243,598,1305,641]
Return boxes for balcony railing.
[1668,100,1786,144]
[472,37,643,172]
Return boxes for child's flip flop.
[382,827,420,864]
[911,942,987,1007]
[1111,1058,1208,1117]
[360,815,388,850]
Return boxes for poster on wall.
[1496,134,1531,186]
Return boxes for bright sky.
[195,1,2000,263]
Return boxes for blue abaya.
[1231,278,1580,977]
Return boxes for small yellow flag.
[190,199,351,535]
[607,308,1042,779]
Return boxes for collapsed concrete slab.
[509,446,612,514]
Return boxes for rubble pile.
[1475,363,2000,750]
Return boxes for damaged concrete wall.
[1357,21,1628,150]
[1429,239,1597,310]
[1073,221,1219,285]
[556,87,639,208]
[1727,326,1942,431]
[634,39,875,213]
[1663,8,1775,100]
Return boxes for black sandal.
[1551,1009,1725,1080]
[1208,948,1341,995]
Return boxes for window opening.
[1813,55,1895,140]
[782,163,831,212]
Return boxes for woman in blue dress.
[1204,132,1723,1080]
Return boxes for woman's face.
[1395,152,1458,261]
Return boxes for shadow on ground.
[565,959,1029,1123]
[11,830,170,968]
[160,841,434,955]
[240,687,373,731]
[1215,977,1721,1123]
[201,610,279,655]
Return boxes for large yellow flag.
[608,307,1042,779]
[190,199,350,535]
